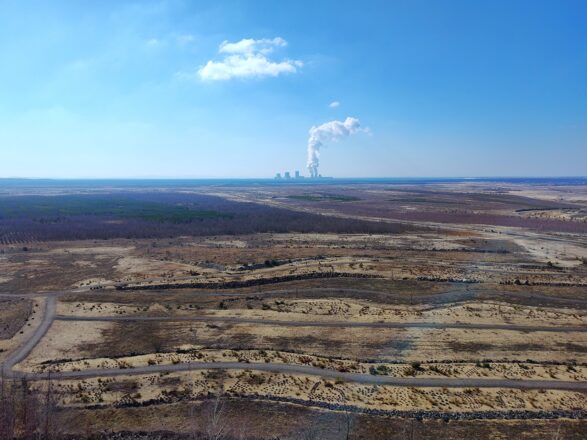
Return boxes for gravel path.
[54,314,587,333]
[12,361,587,391]
[2,295,56,376]
[3,290,586,394]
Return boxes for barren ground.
[1,181,586,439]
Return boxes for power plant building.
[275,170,305,179]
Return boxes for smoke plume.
[307,117,362,177]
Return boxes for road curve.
[54,314,587,333]
[10,361,587,391]
[4,295,587,392]
[1,295,56,376]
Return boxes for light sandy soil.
[42,370,587,413]
[0,184,587,426]
[19,320,112,367]
[48,246,134,256]
[203,238,248,248]
[55,299,587,328]
[268,232,475,251]
[511,187,587,204]
[3,226,586,292]
[0,296,44,362]
[520,209,587,223]
[73,277,112,288]
[3,182,587,429]
[23,347,587,383]
[115,255,200,278]
[511,233,587,268]
[19,318,587,372]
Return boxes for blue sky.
[1,0,586,178]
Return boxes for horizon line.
[1,176,587,181]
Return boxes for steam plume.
[307,117,362,177]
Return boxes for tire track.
[2,295,56,376]
[12,361,587,391]
[54,314,587,333]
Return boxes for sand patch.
[17,320,112,370]
[46,370,587,413]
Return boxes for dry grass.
[0,297,32,339]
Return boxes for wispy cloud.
[145,38,164,48]
[219,37,286,55]
[146,34,195,50]
[177,34,195,45]
[329,101,340,108]
[196,37,302,81]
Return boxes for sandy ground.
[19,319,112,367]
[0,296,44,363]
[22,346,587,383]
[41,370,587,413]
[22,319,587,366]
[2,226,586,293]
[511,232,587,268]
[2,183,587,428]
[56,299,587,327]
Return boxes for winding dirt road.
[12,361,587,391]
[1,291,585,394]
[2,295,56,377]
[54,314,587,333]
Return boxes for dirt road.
[2,295,56,376]
[13,360,587,391]
[54,314,587,333]
[3,290,586,394]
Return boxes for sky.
[1,0,586,178]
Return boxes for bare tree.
[296,415,327,440]
[0,374,44,440]
[41,373,59,440]
[297,425,321,440]
[0,372,16,440]
[402,419,418,440]
[20,377,41,440]
[205,393,227,440]
[551,423,562,440]
[189,403,199,440]
[339,409,355,440]
[234,417,250,440]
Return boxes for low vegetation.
[0,192,412,243]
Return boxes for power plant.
[306,117,362,178]
[275,116,362,180]
[274,170,307,180]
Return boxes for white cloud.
[196,37,301,81]
[219,37,286,55]
[329,101,340,108]
[199,55,301,81]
